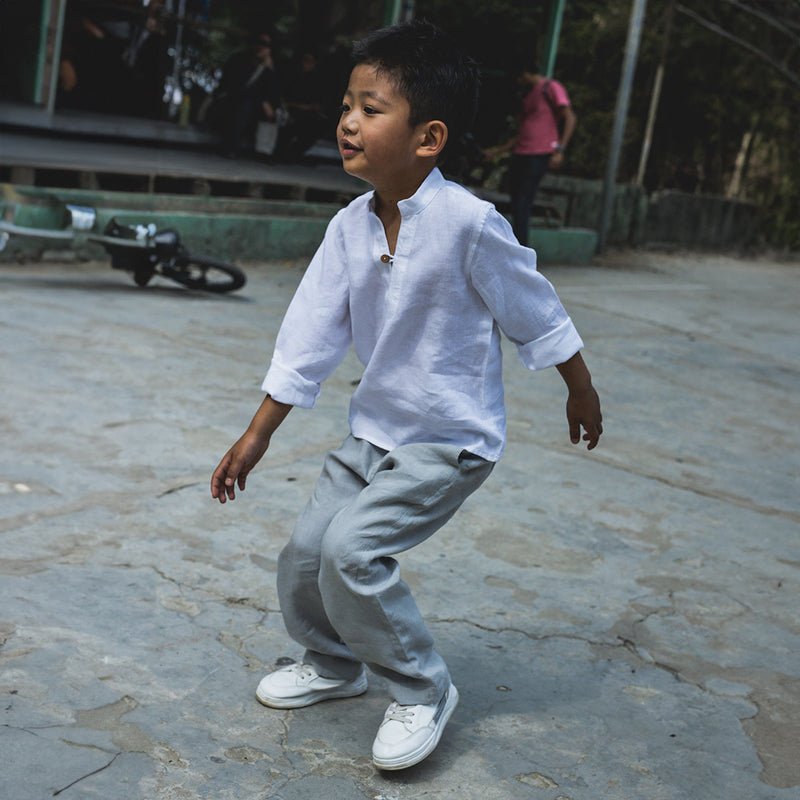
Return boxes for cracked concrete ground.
[1,250,798,800]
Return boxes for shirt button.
[380,254,392,263]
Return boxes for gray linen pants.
[276,435,494,705]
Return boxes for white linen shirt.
[262,168,583,461]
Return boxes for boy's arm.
[210,395,293,503]
[555,351,602,450]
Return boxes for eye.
[338,103,350,115]
[363,105,378,115]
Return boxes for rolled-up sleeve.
[470,208,583,370]
[261,214,352,407]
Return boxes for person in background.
[123,0,167,119]
[277,50,329,160]
[208,33,282,157]
[58,4,125,112]
[485,56,576,246]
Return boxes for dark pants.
[509,153,551,247]
[222,94,264,155]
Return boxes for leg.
[510,153,550,246]
[276,435,384,680]
[222,94,259,155]
[318,443,493,706]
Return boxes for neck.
[373,167,434,253]
[373,164,435,213]
[375,196,401,253]
[523,71,543,88]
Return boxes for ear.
[416,120,448,160]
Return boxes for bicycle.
[96,218,246,294]
[0,200,246,294]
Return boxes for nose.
[340,107,357,136]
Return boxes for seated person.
[205,33,281,156]
[277,50,328,160]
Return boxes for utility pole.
[48,0,68,115]
[384,0,415,26]
[597,0,648,252]
[540,0,567,78]
[635,0,675,187]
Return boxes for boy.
[211,20,602,771]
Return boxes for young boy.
[211,20,602,771]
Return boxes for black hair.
[250,32,273,48]
[511,49,540,77]
[351,19,480,154]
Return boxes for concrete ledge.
[1,185,340,261]
[1,185,597,265]
[0,102,218,146]
[89,210,333,261]
[525,226,598,266]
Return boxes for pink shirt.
[514,79,570,156]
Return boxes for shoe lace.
[287,663,317,680]
[384,702,417,725]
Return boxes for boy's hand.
[566,384,603,450]
[211,395,293,504]
[555,352,602,450]
[211,431,270,503]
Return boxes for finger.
[583,424,601,450]
[211,476,228,503]
[211,463,228,499]
[569,419,581,444]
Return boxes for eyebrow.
[344,88,393,106]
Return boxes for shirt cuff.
[261,359,321,408]
[517,319,584,371]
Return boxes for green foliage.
[415,0,548,146]
[418,0,800,248]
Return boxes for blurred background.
[0,0,798,251]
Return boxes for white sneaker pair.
[256,662,458,770]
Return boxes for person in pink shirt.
[486,58,577,246]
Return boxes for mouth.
[340,138,362,157]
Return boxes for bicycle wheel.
[133,265,155,287]
[158,253,246,293]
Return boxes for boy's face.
[338,64,428,194]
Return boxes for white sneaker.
[372,684,459,770]
[255,662,368,709]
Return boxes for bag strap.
[542,79,558,115]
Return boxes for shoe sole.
[373,685,459,771]
[255,672,368,709]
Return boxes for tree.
[417,0,800,248]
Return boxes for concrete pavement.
[1,250,798,799]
